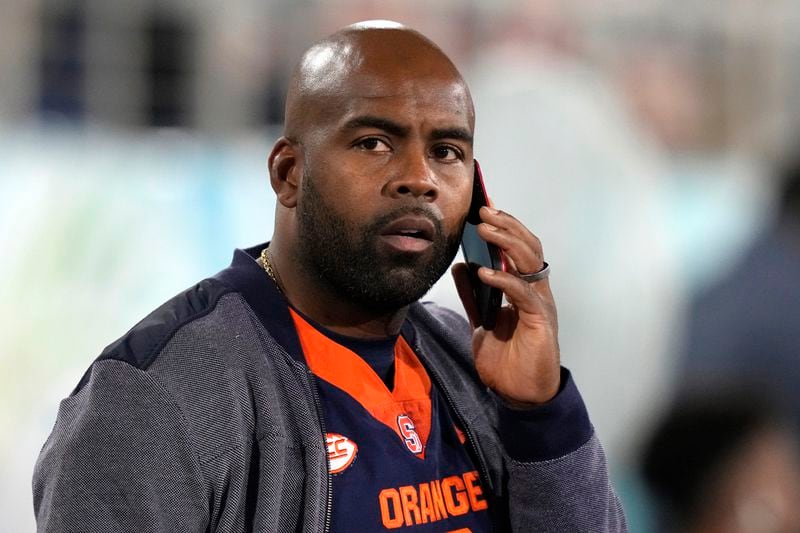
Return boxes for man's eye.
[356,138,391,152]
[432,145,461,161]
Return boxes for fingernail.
[484,206,500,215]
[481,267,495,275]
[483,223,498,231]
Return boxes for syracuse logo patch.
[325,433,358,474]
[397,414,423,454]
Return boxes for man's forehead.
[340,68,470,104]
[310,74,473,141]
[286,24,474,139]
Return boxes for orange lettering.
[418,483,435,524]
[463,471,488,511]
[381,473,487,528]
[442,475,470,516]
[399,485,421,526]
[431,479,448,520]
[379,488,404,529]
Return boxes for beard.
[295,169,462,314]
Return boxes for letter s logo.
[397,414,423,454]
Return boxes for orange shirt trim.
[290,309,432,458]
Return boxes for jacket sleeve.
[497,368,628,531]
[32,359,208,533]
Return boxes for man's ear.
[268,137,301,208]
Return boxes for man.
[33,21,626,532]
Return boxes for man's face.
[294,70,474,313]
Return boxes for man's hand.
[452,206,560,408]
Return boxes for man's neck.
[267,241,408,339]
[292,300,408,339]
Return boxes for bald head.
[284,21,474,142]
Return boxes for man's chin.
[381,261,441,284]
[340,265,435,309]
[332,237,456,310]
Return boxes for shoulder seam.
[136,280,236,372]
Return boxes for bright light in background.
[0,128,277,531]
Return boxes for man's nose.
[385,152,439,201]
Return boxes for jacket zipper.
[304,365,333,533]
[421,356,498,529]
[289,355,332,533]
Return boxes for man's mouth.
[379,216,436,253]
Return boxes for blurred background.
[3,0,800,530]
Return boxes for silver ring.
[518,262,550,283]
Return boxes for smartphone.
[460,160,506,330]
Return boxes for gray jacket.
[33,247,626,532]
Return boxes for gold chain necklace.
[258,246,283,293]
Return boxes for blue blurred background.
[3,1,800,530]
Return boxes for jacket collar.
[213,243,418,363]
[213,244,306,363]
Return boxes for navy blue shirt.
[291,309,492,532]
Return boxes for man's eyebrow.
[342,116,473,144]
[431,127,473,144]
[343,116,408,137]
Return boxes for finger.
[477,207,544,275]
[501,252,518,275]
[451,263,481,328]
[479,206,542,255]
[477,222,543,277]
[477,266,553,319]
